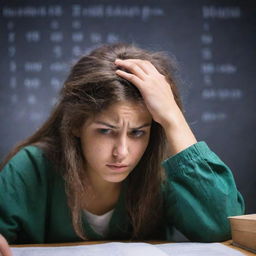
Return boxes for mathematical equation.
[199,5,242,122]
[1,3,247,124]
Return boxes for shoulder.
[0,146,62,244]
[0,146,54,188]
[8,145,46,161]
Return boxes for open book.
[12,242,245,256]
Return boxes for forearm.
[160,104,197,156]
[162,142,245,242]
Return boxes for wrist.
[159,105,186,131]
[160,108,197,156]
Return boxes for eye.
[130,130,145,138]
[97,128,112,135]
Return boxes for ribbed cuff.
[161,141,211,172]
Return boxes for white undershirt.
[84,209,114,236]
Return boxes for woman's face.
[78,101,152,185]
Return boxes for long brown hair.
[1,43,183,240]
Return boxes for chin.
[104,173,129,183]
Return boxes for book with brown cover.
[228,214,256,253]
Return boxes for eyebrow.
[93,121,151,129]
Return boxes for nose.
[112,136,129,161]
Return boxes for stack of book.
[228,214,256,253]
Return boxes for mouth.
[106,164,129,172]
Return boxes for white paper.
[12,243,167,256]
[11,242,245,256]
[156,242,245,256]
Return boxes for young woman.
[0,43,244,249]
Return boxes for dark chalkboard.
[0,0,255,213]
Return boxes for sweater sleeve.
[161,141,245,242]
[0,146,50,244]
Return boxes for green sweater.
[0,142,244,244]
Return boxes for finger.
[0,235,12,256]
[118,59,160,76]
[115,69,144,90]
[115,59,147,80]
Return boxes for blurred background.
[0,0,255,213]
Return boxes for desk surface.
[222,241,255,255]
[11,240,255,256]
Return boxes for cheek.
[130,138,150,161]
[82,138,108,158]
[81,136,111,161]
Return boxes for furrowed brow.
[94,121,151,130]
[94,121,118,129]
[132,123,151,129]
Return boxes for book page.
[11,242,245,256]
[156,242,245,256]
[12,243,168,256]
